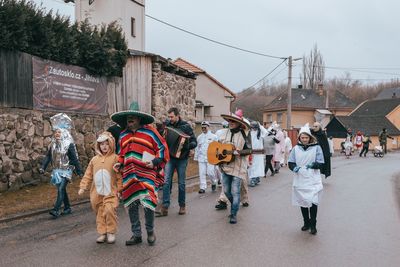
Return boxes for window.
[131,17,136,37]
[277,112,283,123]
[267,114,272,123]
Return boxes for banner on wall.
[32,57,108,115]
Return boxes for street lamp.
[287,56,302,129]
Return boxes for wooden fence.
[0,49,127,115]
[0,49,33,109]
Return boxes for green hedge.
[0,0,128,77]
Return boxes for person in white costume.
[288,123,325,235]
[248,121,265,187]
[273,124,285,173]
[194,121,218,193]
[282,130,292,167]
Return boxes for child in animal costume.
[78,131,122,244]
[288,123,325,235]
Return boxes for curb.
[0,175,200,224]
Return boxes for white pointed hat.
[299,123,312,136]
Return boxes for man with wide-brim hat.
[111,101,169,246]
[213,109,252,224]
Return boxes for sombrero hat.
[221,109,250,129]
[111,101,155,128]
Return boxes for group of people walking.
[40,104,332,248]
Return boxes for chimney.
[317,84,324,96]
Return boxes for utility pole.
[287,56,293,130]
[286,56,302,130]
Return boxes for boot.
[300,207,310,231]
[155,206,168,217]
[178,205,186,215]
[310,220,317,235]
[215,201,227,210]
[229,214,237,224]
[147,231,156,246]
[125,236,142,246]
[301,220,311,231]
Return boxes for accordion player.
[164,126,190,159]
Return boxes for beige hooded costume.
[80,131,122,235]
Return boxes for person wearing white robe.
[273,126,285,173]
[282,130,292,166]
[248,121,265,186]
[288,123,325,235]
[194,121,218,193]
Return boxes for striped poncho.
[118,125,169,210]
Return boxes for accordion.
[165,126,190,159]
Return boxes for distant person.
[282,130,293,166]
[194,121,218,193]
[288,123,325,235]
[354,131,364,153]
[248,121,264,187]
[39,113,83,218]
[78,132,122,244]
[359,134,372,157]
[273,125,285,173]
[263,128,278,176]
[328,136,334,157]
[378,128,394,154]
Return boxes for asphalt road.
[1,152,399,267]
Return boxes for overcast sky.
[33,0,400,92]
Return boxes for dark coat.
[167,118,197,159]
[311,129,331,178]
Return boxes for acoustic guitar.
[207,141,264,165]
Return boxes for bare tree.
[302,44,325,90]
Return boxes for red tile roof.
[173,58,236,98]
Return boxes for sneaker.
[249,180,256,187]
[178,206,186,215]
[107,233,116,244]
[215,201,227,210]
[229,214,237,224]
[147,231,156,246]
[61,208,72,216]
[211,184,216,191]
[198,189,205,194]
[242,202,249,207]
[125,236,142,246]
[49,209,60,218]
[96,234,106,243]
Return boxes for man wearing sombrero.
[111,102,169,246]
[217,109,252,224]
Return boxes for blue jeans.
[222,173,242,216]
[129,200,154,237]
[53,177,70,212]
[162,157,188,208]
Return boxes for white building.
[74,0,145,51]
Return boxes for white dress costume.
[248,130,265,179]
[194,130,218,190]
[288,144,324,207]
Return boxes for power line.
[145,14,286,60]
[248,59,287,88]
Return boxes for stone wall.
[0,108,111,192]
[152,62,196,123]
